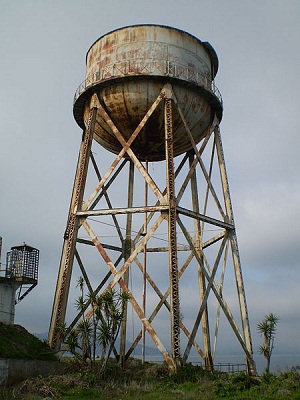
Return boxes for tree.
[59,276,130,377]
[257,313,279,373]
[87,290,99,367]
[97,289,130,376]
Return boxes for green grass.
[1,360,300,399]
[0,322,56,360]
[1,323,299,399]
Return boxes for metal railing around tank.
[73,59,223,106]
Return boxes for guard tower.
[49,25,256,374]
[0,240,39,324]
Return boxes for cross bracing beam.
[49,84,256,375]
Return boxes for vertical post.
[142,160,148,364]
[0,237,2,272]
[119,160,134,368]
[48,100,98,351]
[165,96,181,366]
[214,126,256,375]
[189,151,213,370]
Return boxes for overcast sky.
[1,0,299,365]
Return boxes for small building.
[0,243,39,324]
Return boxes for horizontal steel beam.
[76,238,122,252]
[78,205,233,231]
[177,206,234,230]
[77,205,169,216]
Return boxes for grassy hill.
[0,322,56,361]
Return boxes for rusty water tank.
[73,25,223,161]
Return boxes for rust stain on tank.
[74,25,223,161]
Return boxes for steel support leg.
[48,101,97,351]
[119,161,134,368]
[165,96,181,366]
[214,126,256,375]
[189,151,213,371]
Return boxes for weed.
[2,360,300,399]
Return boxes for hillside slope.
[0,322,56,361]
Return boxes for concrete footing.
[0,358,66,386]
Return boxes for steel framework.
[49,85,256,374]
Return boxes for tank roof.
[86,24,219,78]
[10,243,38,251]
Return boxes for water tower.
[0,239,39,324]
[49,25,256,374]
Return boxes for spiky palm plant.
[257,313,279,373]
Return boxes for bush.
[213,372,259,397]
[168,363,208,384]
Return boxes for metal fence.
[214,363,247,374]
